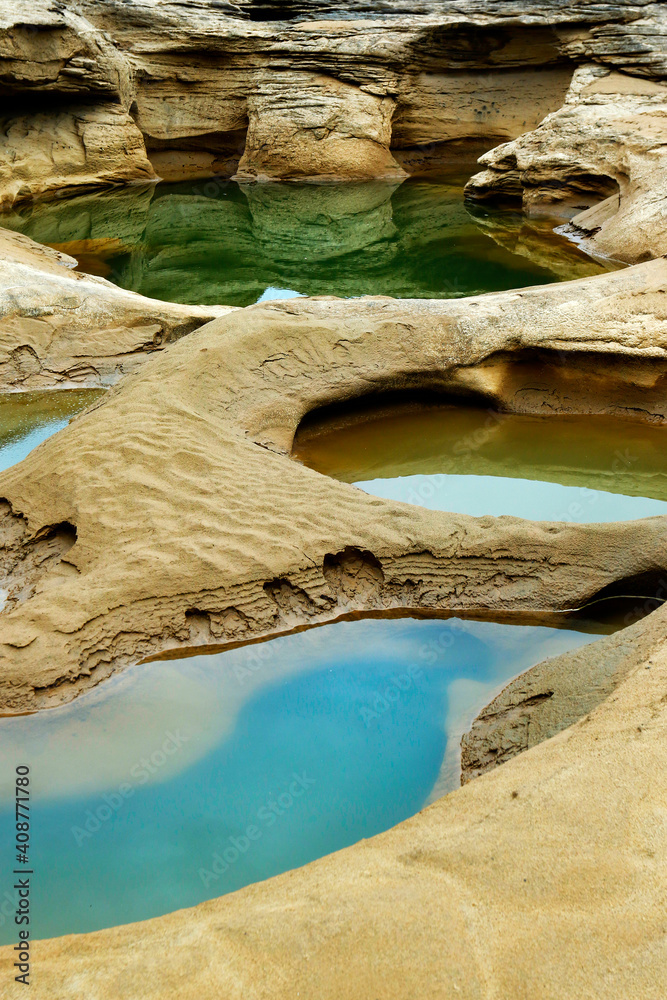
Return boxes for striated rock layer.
[0,226,234,390]
[0,0,666,201]
[465,64,667,263]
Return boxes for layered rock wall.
[465,64,667,262]
[7,604,666,999]
[1,1,666,203]
[1,251,667,996]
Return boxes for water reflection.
[0,390,104,474]
[0,176,612,307]
[293,402,667,521]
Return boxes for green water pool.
[0,176,612,307]
[0,391,104,474]
[294,401,667,523]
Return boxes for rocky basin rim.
[1,255,667,706]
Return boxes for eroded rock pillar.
[235,72,406,182]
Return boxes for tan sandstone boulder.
[465,65,667,264]
[0,227,234,389]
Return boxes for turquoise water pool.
[0,616,596,941]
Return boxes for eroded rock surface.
[461,597,667,781]
[466,64,667,263]
[0,0,133,100]
[2,597,666,999]
[0,227,234,389]
[0,5,666,994]
[1,259,667,712]
[1,0,666,200]
[0,175,609,312]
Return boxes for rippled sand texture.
[1,260,667,716]
[4,604,667,999]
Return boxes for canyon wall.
[1,1,666,203]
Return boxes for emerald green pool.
[0,177,611,306]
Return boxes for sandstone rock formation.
[460,592,666,782]
[465,64,667,263]
[0,0,133,101]
[0,1,154,202]
[294,397,667,501]
[0,227,234,389]
[1,258,667,713]
[0,104,157,209]
[0,258,666,1000]
[1,4,667,995]
[1,1,666,200]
